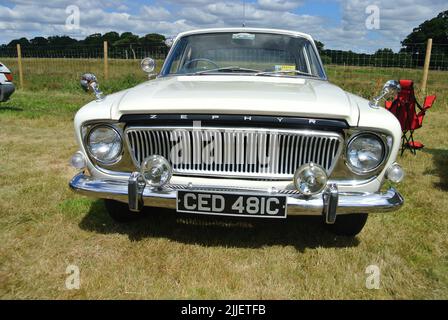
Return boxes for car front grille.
[125,126,343,180]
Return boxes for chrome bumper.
[69,173,404,220]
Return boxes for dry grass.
[0,63,447,299]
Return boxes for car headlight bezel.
[85,124,123,165]
[345,132,387,174]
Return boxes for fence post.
[16,44,24,89]
[421,38,432,92]
[103,41,109,80]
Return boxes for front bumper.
[69,173,404,220]
[0,83,15,102]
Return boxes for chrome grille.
[125,127,343,180]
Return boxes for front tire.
[326,213,368,237]
[104,199,140,223]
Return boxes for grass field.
[0,59,447,299]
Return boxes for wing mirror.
[80,73,104,101]
[369,80,401,108]
[141,57,157,80]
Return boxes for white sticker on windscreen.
[232,33,256,40]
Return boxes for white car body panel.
[0,61,15,102]
[71,27,403,215]
[111,76,359,126]
[0,62,12,83]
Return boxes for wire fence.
[320,43,448,70]
[0,41,446,92]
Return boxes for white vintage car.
[0,61,15,102]
[69,28,405,236]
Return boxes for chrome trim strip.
[69,173,404,215]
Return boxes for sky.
[0,0,446,53]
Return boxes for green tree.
[401,10,448,54]
[30,36,48,46]
[375,48,394,54]
[314,40,324,54]
[113,32,139,46]
[83,33,102,45]
[102,31,120,44]
[47,35,78,46]
[140,33,166,46]
[7,37,30,47]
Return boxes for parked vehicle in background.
[69,28,405,237]
[0,62,15,102]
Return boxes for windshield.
[161,32,326,79]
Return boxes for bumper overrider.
[69,172,404,224]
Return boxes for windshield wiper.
[255,69,318,78]
[190,66,262,75]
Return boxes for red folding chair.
[385,80,436,155]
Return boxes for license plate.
[176,190,287,218]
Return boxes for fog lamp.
[70,151,86,169]
[141,155,172,187]
[294,163,328,196]
[386,163,405,183]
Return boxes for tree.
[400,10,448,68]
[47,35,78,46]
[375,48,394,55]
[83,33,102,45]
[140,33,166,46]
[314,40,324,54]
[113,32,139,46]
[401,10,448,54]
[30,37,48,46]
[102,31,120,44]
[7,37,30,47]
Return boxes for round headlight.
[294,163,328,196]
[346,133,385,173]
[87,125,122,164]
[141,155,172,187]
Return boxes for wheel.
[326,213,368,237]
[104,199,140,223]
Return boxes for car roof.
[175,28,314,42]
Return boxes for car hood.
[112,75,359,125]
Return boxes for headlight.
[346,133,386,173]
[86,125,122,164]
